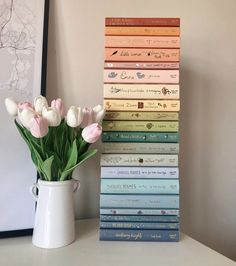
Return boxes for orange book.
[105,48,179,62]
[105,26,180,36]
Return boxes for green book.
[104,111,179,121]
[102,132,179,143]
[102,121,178,132]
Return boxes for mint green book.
[102,121,178,132]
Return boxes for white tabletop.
[0,219,235,266]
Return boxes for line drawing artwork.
[0,0,36,96]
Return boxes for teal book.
[101,179,179,194]
[100,221,179,230]
[102,132,179,143]
[100,215,179,222]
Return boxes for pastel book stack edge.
[100,17,180,242]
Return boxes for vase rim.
[37,179,76,186]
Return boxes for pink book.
[105,48,179,62]
[105,36,180,48]
[104,62,179,69]
[104,69,179,84]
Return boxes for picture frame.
[0,0,49,238]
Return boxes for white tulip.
[42,107,61,127]
[93,104,105,124]
[66,106,83,128]
[18,108,37,128]
[5,97,18,116]
[34,95,48,114]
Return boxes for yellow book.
[104,99,180,112]
[104,111,179,121]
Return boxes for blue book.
[100,195,179,209]
[100,221,179,230]
[99,229,179,242]
[100,208,180,216]
[100,215,179,223]
[101,167,179,179]
[101,179,179,194]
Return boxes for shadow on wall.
[180,58,236,261]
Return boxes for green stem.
[40,138,45,159]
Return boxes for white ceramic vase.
[30,179,80,249]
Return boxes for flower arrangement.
[5,96,105,182]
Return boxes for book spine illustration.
[100,221,179,230]
[100,194,179,209]
[104,62,180,69]
[101,179,179,194]
[104,84,180,99]
[104,100,180,112]
[104,111,179,121]
[104,69,179,83]
[100,208,180,216]
[102,142,179,154]
[105,17,180,27]
[105,26,180,36]
[102,132,179,143]
[100,229,179,242]
[101,167,179,179]
[100,215,180,222]
[102,121,179,132]
[105,48,179,62]
[101,154,178,167]
[105,36,180,48]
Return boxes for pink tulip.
[80,107,94,128]
[51,98,65,116]
[18,102,33,110]
[29,115,49,138]
[82,123,102,143]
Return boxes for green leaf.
[60,149,97,181]
[41,156,54,181]
[64,139,78,172]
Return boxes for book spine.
[104,100,180,112]
[105,48,180,62]
[104,111,179,121]
[100,222,179,230]
[104,62,180,69]
[102,121,179,132]
[105,26,180,36]
[101,167,179,179]
[105,36,180,48]
[101,154,178,166]
[100,208,180,216]
[100,215,180,222]
[100,229,179,242]
[100,194,179,208]
[104,69,179,83]
[102,132,179,143]
[102,143,179,154]
[105,17,180,27]
[104,84,180,99]
[101,179,179,194]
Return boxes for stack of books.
[100,17,180,242]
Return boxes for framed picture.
[0,0,49,238]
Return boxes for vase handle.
[73,180,80,192]
[30,183,39,201]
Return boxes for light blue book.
[100,195,179,209]
[101,167,179,179]
[101,179,179,194]
[100,208,180,216]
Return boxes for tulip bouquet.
[5,96,105,182]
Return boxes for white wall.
[46,0,236,261]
